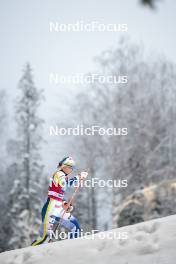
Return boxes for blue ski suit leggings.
[31,198,80,246]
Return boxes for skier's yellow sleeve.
[53,172,65,187]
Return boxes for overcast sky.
[0,0,175,171]
[1,0,176,89]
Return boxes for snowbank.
[0,214,176,264]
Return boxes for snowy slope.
[1,214,176,264]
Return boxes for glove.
[62,201,74,212]
[80,171,88,179]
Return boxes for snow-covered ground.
[1,214,176,264]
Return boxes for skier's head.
[58,156,77,174]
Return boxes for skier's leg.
[54,214,80,239]
[46,200,66,240]
[31,198,53,246]
[68,215,81,239]
[48,205,81,239]
[53,204,81,239]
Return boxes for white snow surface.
[1,214,176,264]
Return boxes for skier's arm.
[67,172,88,187]
[66,175,79,187]
[53,172,65,188]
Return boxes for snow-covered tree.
[8,63,45,249]
[0,90,9,252]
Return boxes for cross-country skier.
[31,156,88,246]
